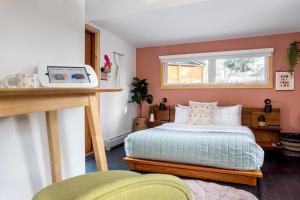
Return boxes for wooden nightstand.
[148,121,168,128]
[148,106,171,128]
[252,127,282,149]
[246,108,281,149]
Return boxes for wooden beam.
[46,111,62,183]
[86,94,108,171]
[0,95,89,117]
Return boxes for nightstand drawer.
[154,111,170,122]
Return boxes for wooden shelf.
[148,121,168,128]
[257,142,282,149]
[251,126,281,131]
[149,121,162,124]
[0,87,122,96]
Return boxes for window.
[160,48,273,89]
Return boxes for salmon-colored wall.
[136,32,300,132]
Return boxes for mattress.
[125,123,264,171]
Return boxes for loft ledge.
[0,87,122,96]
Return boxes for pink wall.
[137,32,300,133]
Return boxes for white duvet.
[125,122,264,170]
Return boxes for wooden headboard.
[152,106,280,129]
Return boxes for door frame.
[85,24,101,156]
[85,24,100,76]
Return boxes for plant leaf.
[130,77,153,106]
[288,41,298,73]
[145,95,153,104]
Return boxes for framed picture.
[47,66,91,83]
[276,72,295,91]
[38,64,99,88]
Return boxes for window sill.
[161,83,273,89]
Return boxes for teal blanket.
[125,123,264,170]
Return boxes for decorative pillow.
[187,101,217,125]
[174,105,190,123]
[214,105,242,126]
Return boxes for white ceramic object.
[149,113,155,122]
[4,74,39,88]
[258,121,266,127]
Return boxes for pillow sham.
[214,105,242,126]
[187,101,217,125]
[174,105,190,123]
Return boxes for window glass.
[215,57,266,84]
[167,61,208,84]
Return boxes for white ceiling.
[86,0,300,48]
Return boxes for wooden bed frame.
[124,107,267,186]
[123,157,262,186]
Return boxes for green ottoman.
[33,170,191,200]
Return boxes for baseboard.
[104,133,130,151]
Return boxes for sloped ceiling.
[86,0,300,47]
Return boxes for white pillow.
[174,105,190,123]
[214,105,242,126]
[187,102,217,125]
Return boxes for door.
[85,31,95,68]
[85,25,100,156]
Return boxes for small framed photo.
[47,66,91,83]
[38,64,99,88]
[276,72,295,91]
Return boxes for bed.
[124,107,264,186]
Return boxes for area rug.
[184,180,258,200]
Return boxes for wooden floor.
[86,145,300,200]
[257,151,300,200]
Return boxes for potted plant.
[287,41,299,74]
[130,77,153,131]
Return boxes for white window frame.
[160,48,274,89]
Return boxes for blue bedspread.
[125,123,264,170]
